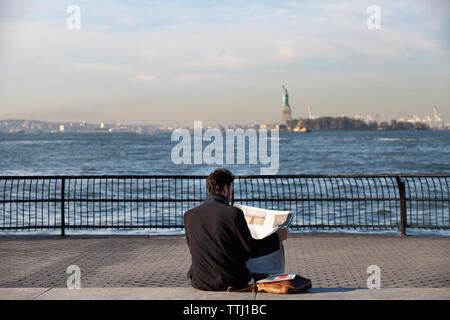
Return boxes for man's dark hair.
[206,169,235,195]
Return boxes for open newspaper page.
[234,204,293,274]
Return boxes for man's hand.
[276,227,288,241]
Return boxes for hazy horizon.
[0,113,442,128]
[1,0,449,126]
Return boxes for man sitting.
[184,168,288,291]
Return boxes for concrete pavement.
[1,233,449,299]
[0,287,448,300]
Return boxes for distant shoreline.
[1,116,449,134]
[284,116,433,132]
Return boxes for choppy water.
[0,130,449,175]
[0,130,449,235]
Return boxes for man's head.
[206,169,235,202]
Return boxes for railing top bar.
[0,174,448,180]
[0,175,207,179]
[236,174,450,178]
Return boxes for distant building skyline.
[0,0,449,126]
[2,104,448,133]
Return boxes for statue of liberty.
[281,85,292,124]
[282,85,290,109]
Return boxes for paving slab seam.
[32,288,53,300]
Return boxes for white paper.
[256,273,296,283]
[234,204,293,274]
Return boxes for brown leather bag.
[227,274,312,294]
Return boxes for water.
[1,130,449,175]
[0,130,449,236]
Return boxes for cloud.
[203,49,247,68]
[171,73,226,84]
[74,63,128,73]
[0,0,449,124]
[278,45,297,59]
[73,63,157,83]
[130,74,157,82]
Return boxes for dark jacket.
[184,194,280,291]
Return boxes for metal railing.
[0,175,448,236]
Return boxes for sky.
[0,0,449,126]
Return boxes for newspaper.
[234,204,293,274]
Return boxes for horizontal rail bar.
[1,174,449,179]
[0,225,185,230]
[2,198,449,203]
[0,199,206,203]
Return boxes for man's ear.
[222,185,229,195]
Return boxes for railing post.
[60,178,66,237]
[395,176,407,237]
